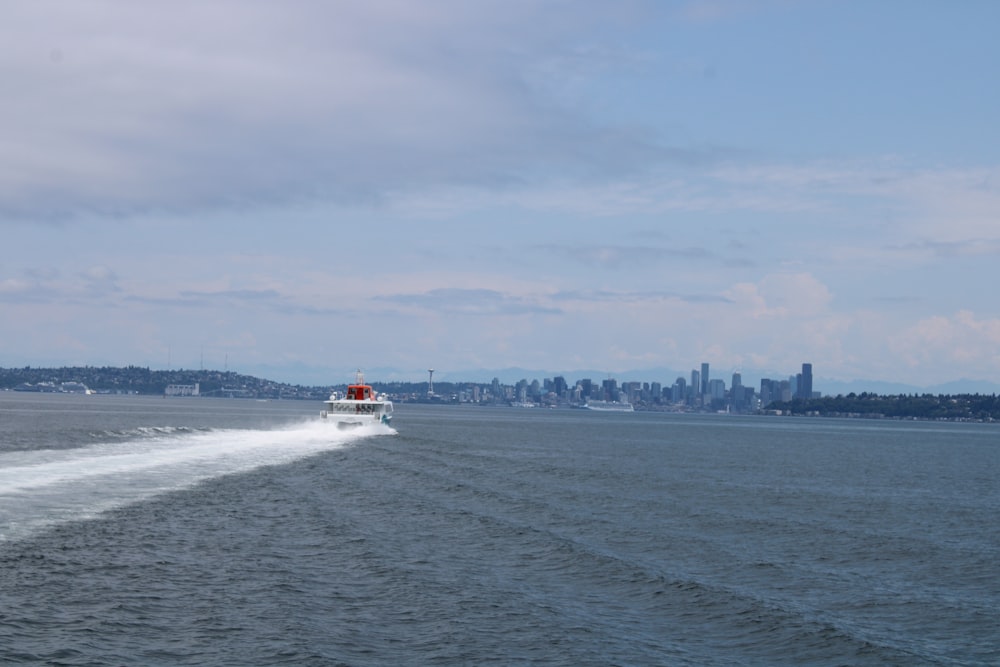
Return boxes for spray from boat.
[0,418,393,543]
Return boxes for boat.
[320,370,393,429]
[583,399,634,412]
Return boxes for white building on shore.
[165,383,200,397]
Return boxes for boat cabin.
[346,384,374,401]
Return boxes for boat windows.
[325,403,390,415]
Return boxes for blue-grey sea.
[1,392,997,666]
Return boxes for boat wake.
[0,419,395,542]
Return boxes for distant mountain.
[819,377,1000,396]
[925,378,1000,395]
[434,367,674,384]
[235,363,423,386]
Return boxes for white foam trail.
[0,419,395,542]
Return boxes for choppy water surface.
[1,393,997,665]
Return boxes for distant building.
[799,363,813,399]
[708,378,726,401]
[602,378,619,401]
[623,381,641,403]
[780,380,792,402]
[165,383,200,397]
[672,377,686,403]
[760,377,793,407]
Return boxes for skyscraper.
[800,363,813,399]
[701,362,709,397]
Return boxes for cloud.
[725,273,833,319]
[545,244,712,269]
[123,286,354,318]
[0,267,121,303]
[0,1,670,222]
[78,265,121,295]
[891,310,1000,372]
[178,288,282,302]
[886,168,1000,241]
[388,158,1000,259]
[376,288,561,316]
[886,239,1000,258]
[0,277,53,303]
[677,0,771,23]
[551,289,731,305]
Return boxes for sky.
[2,1,1000,391]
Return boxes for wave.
[96,425,212,439]
[342,443,942,665]
[0,420,395,542]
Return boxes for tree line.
[0,366,323,398]
[768,392,1000,421]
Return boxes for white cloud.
[899,169,1000,241]
[0,1,663,221]
[725,272,832,319]
[891,310,1000,371]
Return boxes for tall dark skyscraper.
[701,362,709,396]
[800,363,813,399]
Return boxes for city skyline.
[5,359,999,399]
[498,361,819,413]
[3,3,1000,389]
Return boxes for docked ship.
[583,399,634,412]
[321,370,393,430]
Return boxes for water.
[1,393,998,666]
